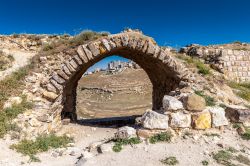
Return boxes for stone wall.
[180,44,250,82]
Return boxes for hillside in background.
[76,68,152,119]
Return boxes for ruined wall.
[181,45,250,82]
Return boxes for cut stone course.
[141,110,169,130]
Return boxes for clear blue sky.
[1,0,249,70]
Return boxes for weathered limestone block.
[101,39,111,51]
[153,46,161,58]
[73,54,83,65]
[50,78,63,91]
[77,46,88,63]
[52,72,65,84]
[184,93,206,112]
[108,39,116,49]
[127,37,137,49]
[225,106,250,125]
[88,43,100,57]
[141,110,169,129]
[57,70,69,80]
[115,126,136,139]
[46,83,57,93]
[206,107,229,127]
[42,90,58,101]
[121,35,129,46]
[110,36,122,47]
[64,61,76,73]
[192,111,211,129]
[158,49,166,60]
[162,95,183,111]
[62,65,71,76]
[136,38,146,50]
[69,59,78,70]
[82,45,93,60]
[170,112,191,128]
[146,41,155,55]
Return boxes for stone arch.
[46,31,193,121]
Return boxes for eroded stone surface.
[170,112,191,128]
[162,95,183,111]
[206,107,229,127]
[185,93,206,112]
[141,110,169,129]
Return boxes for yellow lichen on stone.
[193,111,211,129]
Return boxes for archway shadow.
[76,115,141,128]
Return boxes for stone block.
[101,39,111,51]
[115,126,136,139]
[206,107,229,127]
[192,111,211,129]
[82,45,93,60]
[88,43,100,57]
[184,93,206,112]
[170,112,191,128]
[162,95,183,111]
[141,110,169,130]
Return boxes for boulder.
[170,112,191,128]
[162,95,183,111]
[141,110,169,129]
[3,96,22,109]
[206,107,229,127]
[115,126,136,139]
[192,111,211,129]
[225,105,250,126]
[185,93,206,112]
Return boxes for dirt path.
[0,49,36,80]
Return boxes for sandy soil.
[0,49,36,80]
[0,124,249,166]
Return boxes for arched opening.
[46,32,191,124]
[75,56,152,123]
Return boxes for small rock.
[36,114,49,122]
[162,95,183,111]
[99,142,114,153]
[184,93,206,112]
[141,110,169,129]
[206,107,229,127]
[192,111,211,129]
[51,151,59,158]
[115,126,136,139]
[66,147,80,156]
[170,112,191,128]
[225,106,250,124]
[237,125,246,135]
[42,90,58,101]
